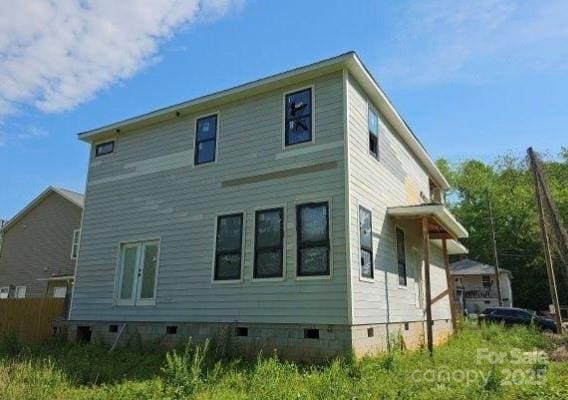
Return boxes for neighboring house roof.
[1,187,84,234]
[77,51,451,190]
[450,258,512,278]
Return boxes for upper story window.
[95,140,114,157]
[116,240,160,306]
[70,229,81,260]
[285,88,312,146]
[368,105,379,158]
[482,275,492,288]
[296,202,330,277]
[194,115,218,165]
[254,208,284,279]
[214,213,244,281]
[396,227,407,286]
[359,206,373,279]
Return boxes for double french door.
[116,240,160,306]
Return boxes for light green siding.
[70,71,349,324]
[346,74,451,325]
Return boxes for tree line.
[437,147,568,311]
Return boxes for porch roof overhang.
[388,204,469,255]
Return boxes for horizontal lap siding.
[0,193,81,297]
[71,71,348,325]
[346,75,451,325]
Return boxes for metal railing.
[456,286,500,299]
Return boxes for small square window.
[194,115,217,165]
[367,328,374,337]
[285,88,312,146]
[166,326,178,335]
[95,141,114,157]
[109,325,118,333]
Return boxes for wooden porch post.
[422,217,434,355]
[442,239,458,334]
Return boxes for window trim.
[367,102,380,160]
[282,85,316,149]
[94,140,115,158]
[70,229,81,260]
[193,112,220,167]
[358,204,374,282]
[212,211,245,283]
[252,207,286,281]
[395,225,408,288]
[15,285,26,299]
[295,200,331,279]
[113,238,161,307]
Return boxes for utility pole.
[528,147,563,334]
[487,190,503,307]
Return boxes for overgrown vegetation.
[1,323,567,399]
[436,147,568,310]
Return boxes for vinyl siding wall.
[0,193,81,297]
[346,74,451,325]
[70,71,348,325]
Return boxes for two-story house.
[451,258,513,314]
[68,52,468,360]
[0,187,83,299]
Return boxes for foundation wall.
[68,318,453,361]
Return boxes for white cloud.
[379,0,568,85]
[0,0,241,118]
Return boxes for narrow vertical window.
[296,202,330,276]
[285,88,312,146]
[396,227,407,286]
[116,240,160,305]
[194,115,217,165]
[359,206,373,279]
[254,208,284,279]
[368,105,379,158]
[71,229,81,259]
[214,214,244,280]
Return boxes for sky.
[1,0,567,218]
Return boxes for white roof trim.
[431,239,469,255]
[77,52,450,190]
[388,204,469,239]
[1,187,83,234]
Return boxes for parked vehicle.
[484,307,558,333]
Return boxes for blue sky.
[1,0,567,218]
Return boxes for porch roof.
[387,203,469,255]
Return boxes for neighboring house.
[68,52,468,360]
[0,187,84,299]
[450,258,513,313]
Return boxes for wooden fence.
[0,298,66,342]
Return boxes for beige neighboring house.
[0,187,84,300]
[450,258,513,314]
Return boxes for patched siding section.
[0,193,82,297]
[346,74,451,325]
[71,71,348,325]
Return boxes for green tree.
[437,149,568,311]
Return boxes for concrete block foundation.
[68,319,453,361]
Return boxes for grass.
[0,322,567,399]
